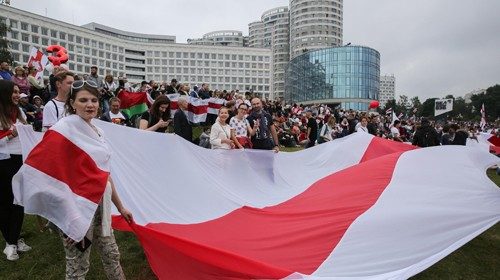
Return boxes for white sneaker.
[3,244,19,261]
[17,239,32,252]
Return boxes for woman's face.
[71,90,99,122]
[219,109,229,121]
[11,86,20,105]
[159,104,169,114]
[15,69,24,77]
[361,118,368,127]
[34,98,42,106]
[237,105,248,117]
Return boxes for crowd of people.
[1,60,499,279]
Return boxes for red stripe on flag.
[25,130,109,204]
[187,103,208,115]
[114,152,404,279]
[208,102,223,110]
[360,136,417,163]
[117,91,149,109]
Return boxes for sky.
[10,0,500,101]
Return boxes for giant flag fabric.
[12,116,111,242]
[16,121,500,279]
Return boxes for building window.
[42,37,49,45]
[10,42,19,50]
[21,22,28,31]
[41,27,48,35]
[10,20,18,29]
[68,34,74,42]
[51,30,57,38]
[31,25,39,33]
[31,36,39,44]
[76,36,82,44]
[10,31,18,40]
[59,32,66,40]
[21,33,29,42]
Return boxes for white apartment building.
[289,0,343,59]
[1,5,272,96]
[187,30,247,47]
[379,75,396,108]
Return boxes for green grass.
[1,171,498,279]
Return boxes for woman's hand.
[155,119,169,129]
[118,207,134,223]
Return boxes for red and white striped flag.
[17,123,500,279]
[13,116,111,242]
[167,94,226,123]
[480,103,486,130]
[385,108,393,115]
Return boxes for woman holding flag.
[0,80,31,261]
[12,80,133,278]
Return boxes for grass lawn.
[1,167,498,279]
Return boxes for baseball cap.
[20,93,29,98]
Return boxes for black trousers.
[0,155,24,245]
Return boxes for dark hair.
[109,97,121,104]
[65,84,100,115]
[0,80,25,128]
[394,120,401,125]
[150,95,171,121]
[238,102,249,109]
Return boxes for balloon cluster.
[46,45,69,66]
[369,100,380,109]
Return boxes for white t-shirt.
[43,99,66,128]
[391,126,400,138]
[357,125,369,133]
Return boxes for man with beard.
[247,98,279,152]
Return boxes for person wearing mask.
[100,97,130,126]
[247,97,279,152]
[139,95,172,133]
[0,81,31,261]
[42,71,75,129]
[173,96,193,142]
[210,107,235,149]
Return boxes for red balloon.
[46,45,69,66]
[369,100,380,109]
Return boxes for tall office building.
[249,6,290,100]
[379,75,396,108]
[1,5,272,97]
[289,0,343,59]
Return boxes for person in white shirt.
[391,120,403,142]
[42,71,75,129]
[0,81,31,261]
[229,103,256,149]
[356,116,369,133]
[318,117,336,143]
[210,107,235,149]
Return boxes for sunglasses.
[71,80,98,90]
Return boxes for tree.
[382,99,396,113]
[470,84,500,121]
[410,96,422,116]
[397,95,410,116]
[0,21,12,64]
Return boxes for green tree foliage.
[0,21,12,64]
[470,84,500,121]
[421,98,438,118]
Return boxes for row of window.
[144,51,270,62]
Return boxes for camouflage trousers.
[61,204,125,280]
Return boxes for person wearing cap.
[18,93,37,124]
[31,95,44,132]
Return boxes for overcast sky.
[11,0,500,101]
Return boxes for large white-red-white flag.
[480,103,486,130]
[13,116,110,242]
[16,122,500,280]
